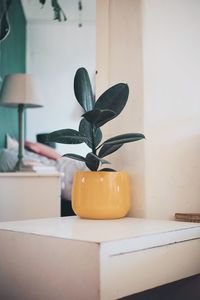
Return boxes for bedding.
[6,134,61,160]
[25,141,61,160]
[0,135,87,201]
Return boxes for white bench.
[0,216,199,300]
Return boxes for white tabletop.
[0,220,199,300]
[0,172,60,177]
[0,216,199,245]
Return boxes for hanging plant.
[39,0,67,22]
[0,0,67,42]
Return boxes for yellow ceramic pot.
[72,171,131,219]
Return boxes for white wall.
[97,0,200,220]
[26,11,96,155]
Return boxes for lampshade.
[0,74,44,107]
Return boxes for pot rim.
[75,170,129,174]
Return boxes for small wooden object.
[175,213,200,223]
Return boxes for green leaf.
[98,168,117,172]
[95,83,129,118]
[63,153,86,162]
[99,143,123,158]
[79,119,92,148]
[85,153,110,171]
[74,68,94,112]
[87,153,110,164]
[85,152,99,171]
[79,118,102,148]
[94,127,103,147]
[82,109,116,128]
[103,133,145,146]
[48,129,88,144]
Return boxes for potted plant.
[49,68,145,219]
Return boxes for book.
[175,213,200,223]
[31,165,57,173]
[23,161,57,173]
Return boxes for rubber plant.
[48,68,145,171]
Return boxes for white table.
[0,217,199,300]
[0,172,61,221]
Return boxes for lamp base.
[14,161,36,172]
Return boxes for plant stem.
[96,142,103,151]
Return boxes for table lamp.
[0,74,44,171]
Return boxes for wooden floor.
[121,274,200,300]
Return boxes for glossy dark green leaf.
[85,153,110,171]
[87,153,110,164]
[48,129,88,144]
[98,168,116,172]
[79,118,102,148]
[63,153,86,162]
[99,143,123,158]
[95,83,129,118]
[103,133,145,146]
[82,109,116,128]
[85,152,99,171]
[74,68,94,112]
[93,127,102,147]
[79,119,92,148]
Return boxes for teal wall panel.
[0,0,26,148]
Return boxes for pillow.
[6,134,18,151]
[25,141,61,160]
[0,149,17,172]
[0,148,57,172]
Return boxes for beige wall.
[143,0,200,219]
[97,0,145,217]
[96,0,200,220]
